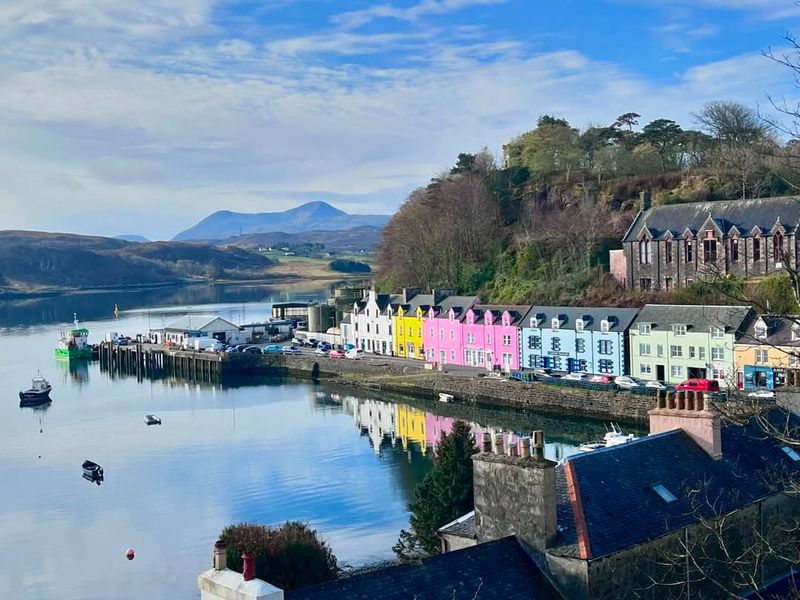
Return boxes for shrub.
[328,259,371,273]
[220,521,339,591]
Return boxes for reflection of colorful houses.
[396,404,429,453]
[355,399,398,454]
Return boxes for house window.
[639,323,651,335]
[487,335,492,344]
[449,330,454,341]
[657,344,664,357]
[600,320,610,333]
[699,347,706,359]
[731,238,739,262]
[528,336,541,349]
[713,368,726,379]
[576,319,585,332]
[598,340,612,355]
[552,357,563,370]
[502,353,512,365]
[755,349,769,364]
[376,324,380,335]
[672,325,687,336]
[670,345,683,358]
[639,238,652,264]
[439,330,443,340]
[467,333,475,344]
[711,347,724,360]
[408,327,412,336]
[754,324,768,340]
[551,317,560,330]
[639,278,652,290]
[598,359,614,374]
[665,277,673,292]
[703,239,717,262]
[576,339,586,353]
[790,353,800,367]
[670,365,684,378]
[774,232,784,261]
[552,338,561,352]
[639,343,651,356]
[754,237,761,261]
[450,350,456,361]
[429,328,434,337]
[367,324,370,333]
[685,239,694,262]
[665,241,673,264]
[640,363,652,375]
[711,327,724,339]
[503,335,511,346]
[688,346,696,359]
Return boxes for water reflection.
[56,358,90,386]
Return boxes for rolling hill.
[226,225,383,252]
[173,201,390,241]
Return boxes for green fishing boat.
[55,314,93,359]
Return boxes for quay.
[98,341,225,382]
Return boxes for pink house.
[462,305,526,371]
[423,295,480,366]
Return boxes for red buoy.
[126,548,135,561]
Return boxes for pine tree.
[393,420,477,559]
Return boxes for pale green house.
[628,304,754,387]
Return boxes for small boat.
[579,423,638,452]
[55,314,93,360]
[82,460,104,482]
[438,393,454,403]
[19,373,52,406]
[145,414,161,426]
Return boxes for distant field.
[266,253,373,279]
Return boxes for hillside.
[226,225,382,252]
[0,231,276,291]
[114,234,151,243]
[173,201,390,241]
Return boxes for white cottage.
[152,315,244,346]
[352,290,403,355]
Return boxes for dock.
[98,342,225,383]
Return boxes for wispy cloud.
[331,0,509,29]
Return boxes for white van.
[345,349,364,360]
[185,338,223,352]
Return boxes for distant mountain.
[227,226,383,252]
[115,234,151,243]
[173,201,390,241]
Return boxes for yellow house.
[395,404,428,453]
[734,315,800,389]
[394,305,427,360]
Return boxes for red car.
[589,375,612,384]
[676,378,720,392]
[328,350,345,359]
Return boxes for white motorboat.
[579,423,637,452]
[438,393,454,403]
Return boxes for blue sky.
[1,0,799,239]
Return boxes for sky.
[2,0,800,240]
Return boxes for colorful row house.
[519,307,639,377]
[628,304,753,387]
[422,295,481,366]
[393,289,455,359]
[734,315,800,389]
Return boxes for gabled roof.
[163,315,238,332]
[631,304,753,334]
[285,536,561,600]
[738,314,800,347]
[429,295,481,317]
[550,411,800,560]
[519,306,640,332]
[464,304,529,326]
[622,196,800,242]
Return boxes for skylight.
[651,483,678,503]
[782,446,800,462]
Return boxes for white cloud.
[331,0,510,29]
[617,0,800,20]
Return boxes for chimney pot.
[532,430,545,461]
[520,437,532,459]
[213,540,227,571]
[697,392,706,412]
[656,390,665,409]
[242,552,256,581]
[507,442,517,457]
[481,432,492,453]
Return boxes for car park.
[614,375,644,390]
[676,378,720,392]
[328,350,345,359]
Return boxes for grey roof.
[438,510,476,539]
[465,304,530,326]
[430,295,481,317]
[396,293,437,314]
[519,306,640,332]
[631,304,753,335]
[550,411,800,560]
[623,196,800,242]
[285,536,561,600]
[738,314,800,347]
[340,314,352,325]
[162,315,238,332]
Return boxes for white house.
[353,290,403,355]
[152,315,245,346]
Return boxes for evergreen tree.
[393,421,477,559]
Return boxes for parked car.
[281,345,301,355]
[308,338,319,347]
[328,350,345,359]
[614,375,645,390]
[645,380,674,391]
[262,344,281,354]
[314,347,329,356]
[345,349,363,360]
[562,373,587,381]
[589,375,613,384]
[343,344,355,351]
[242,346,263,355]
[676,378,720,392]
[317,342,331,351]
[747,389,775,399]
[532,368,556,378]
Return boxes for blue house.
[519,306,640,376]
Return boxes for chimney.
[649,390,721,459]
[472,429,557,554]
[640,190,652,211]
[431,288,456,305]
[242,552,256,581]
[402,288,420,304]
[213,540,227,570]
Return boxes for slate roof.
[285,536,561,600]
[738,314,800,347]
[438,510,476,539]
[631,304,753,335]
[518,306,640,332]
[464,304,529,326]
[430,295,481,317]
[550,411,800,560]
[622,196,800,242]
[162,315,238,332]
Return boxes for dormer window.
[651,483,678,503]
[672,324,687,336]
[754,323,768,340]
[530,317,539,328]
[576,319,585,332]
[639,323,651,335]
[551,317,560,330]
[792,324,800,342]
[711,326,724,339]
[600,319,610,333]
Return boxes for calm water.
[0,284,630,599]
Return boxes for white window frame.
[640,363,652,375]
[639,343,651,356]
[576,319,585,332]
[600,320,610,333]
[670,365,683,378]
[638,323,651,335]
[672,324,687,336]
[711,347,724,361]
[711,326,724,339]
[670,345,683,358]
[551,317,560,330]
[755,349,769,364]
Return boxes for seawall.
[227,354,655,423]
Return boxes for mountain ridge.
[173,201,390,241]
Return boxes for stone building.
[620,195,800,291]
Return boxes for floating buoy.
[126,548,135,560]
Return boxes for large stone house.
[619,196,800,291]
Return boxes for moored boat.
[579,423,638,452]
[145,414,161,426]
[55,314,93,360]
[19,372,52,406]
[82,460,104,482]
[438,393,454,403]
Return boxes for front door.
[656,365,665,381]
